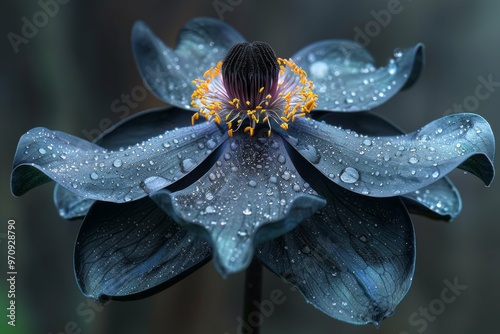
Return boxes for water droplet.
[432,171,440,178]
[340,167,359,184]
[113,159,123,168]
[281,171,291,180]
[163,142,171,148]
[388,60,397,75]
[90,172,98,180]
[140,176,169,194]
[38,148,46,154]
[205,192,214,200]
[230,141,239,150]
[277,154,286,164]
[408,157,419,164]
[208,173,216,181]
[237,230,248,237]
[224,153,231,160]
[363,139,372,146]
[293,184,301,192]
[242,208,252,215]
[206,139,217,149]
[359,235,368,243]
[248,180,257,187]
[302,246,311,254]
[181,158,196,173]
[269,176,277,183]
[298,145,320,164]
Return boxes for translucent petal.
[150,134,326,276]
[132,18,245,109]
[313,111,462,220]
[283,113,494,197]
[256,176,415,325]
[54,106,193,219]
[292,41,424,111]
[75,197,210,299]
[11,122,227,202]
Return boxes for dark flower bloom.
[11,17,495,325]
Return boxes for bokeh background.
[1,0,499,333]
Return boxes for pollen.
[190,43,317,137]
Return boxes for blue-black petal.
[292,41,424,112]
[256,173,415,325]
[75,197,211,300]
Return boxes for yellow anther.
[280,123,289,130]
[246,100,251,106]
[244,126,255,136]
[228,129,233,137]
[191,112,199,125]
[259,86,265,93]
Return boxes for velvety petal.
[54,106,193,219]
[75,197,210,300]
[313,111,462,220]
[283,113,494,197]
[132,18,245,109]
[256,175,415,325]
[292,41,424,111]
[150,134,326,276]
[11,122,227,202]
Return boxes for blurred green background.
[1,0,499,333]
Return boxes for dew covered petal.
[132,18,245,109]
[11,122,226,202]
[313,111,463,220]
[292,41,424,111]
[75,197,210,300]
[54,107,194,219]
[256,176,415,325]
[150,134,326,276]
[283,113,494,197]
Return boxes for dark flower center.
[222,42,279,110]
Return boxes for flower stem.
[243,258,263,334]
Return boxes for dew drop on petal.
[277,154,286,164]
[38,148,46,154]
[242,208,252,216]
[140,176,170,194]
[432,171,440,178]
[248,180,257,187]
[181,158,196,173]
[90,172,98,180]
[408,157,419,164]
[298,145,320,164]
[340,167,359,184]
[113,159,123,168]
[206,139,217,149]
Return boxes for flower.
[11,17,495,325]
